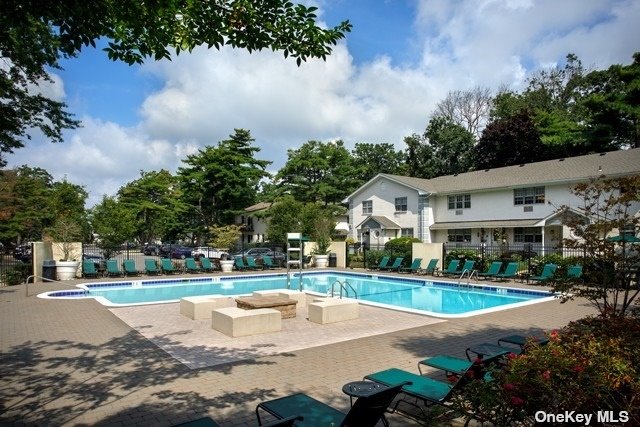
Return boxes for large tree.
[433,87,493,140]
[0,1,351,165]
[90,196,137,249]
[351,142,406,182]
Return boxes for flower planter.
[314,254,329,268]
[56,260,80,280]
[220,260,235,273]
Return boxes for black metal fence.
[0,245,32,285]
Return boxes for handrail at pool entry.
[25,274,63,297]
[330,279,358,299]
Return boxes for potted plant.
[46,217,83,280]
[209,224,242,273]
[312,215,335,268]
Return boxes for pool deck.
[1,268,598,426]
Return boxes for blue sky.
[9,0,640,207]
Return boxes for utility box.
[42,260,56,281]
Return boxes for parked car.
[230,247,274,259]
[142,244,162,256]
[192,246,228,260]
[164,245,192,259]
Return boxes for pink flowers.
[510,396,525,406]
[503,383,515,391]
[542,370,551,380]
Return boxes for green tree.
[263,197,304,244]
[275,140,358,204]
[178,129,270,228]
[351,142,406,182]
[90,196,136,249]
[0,1,351,165]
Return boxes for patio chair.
[123,259,140,276]
[456,260,476,277]
[528,263,557,282]
[369,256,390,271]
[380,257,404,271]
[245,256,262,270]
[418,258,439,276]
[200,257,216,272]
[185,257,202,273]
[477,261,503,280]
[82,260,99,278]
[493,262,519,281]
[440,259,460,276]
[567,265,583,280]
[262,255,278,269]
[399,258,422,274]
[235,256,250,270]
[105,259,122,277]
[497,333,549,350]
[144,258,161,275]
[256,381,408,427]
[161,258,178,274]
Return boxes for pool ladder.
[458,269,478,287]
[329,280,358,299]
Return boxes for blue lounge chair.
[567,264,583,280]
[494,262,519,281]
[245,256,262,270]
[200,257,216,272]
[478,261,503,280]
[262,255,278,269]
[399,258,422,273]
[380,257,404,271]
[369,256,390,270]
[105,259,122,277]
[529,263,557,282]
[440,259,460,276]
[161,258,178,274]
[419,258,439,275]
[235,256,250,270]
[123,259,140,276]
[256,381,407,427]
[82,260,99,278]
[144,258,161,275]
[184,257,202,273]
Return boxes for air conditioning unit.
[455,210,463,215]
[523,206,533,212]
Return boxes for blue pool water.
[43,271,553,317]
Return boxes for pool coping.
[37,270,556,318]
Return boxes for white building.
[236,202,271,244]
[344,149,640,250]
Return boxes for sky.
[7,0,640,207]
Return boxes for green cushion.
[258,393,344,426]
[365,368,453,403]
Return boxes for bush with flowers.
[453,315,640,426]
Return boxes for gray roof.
[378,148,640,195]
[356,215,401,229]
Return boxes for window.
[448,194,471,210]
[514,187,545,205]
[448,229,471,242]
[401,228,414,237]
[362,200,372,215]
[395,197,407,212]
[514,227,542,243]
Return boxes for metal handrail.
[25,275,63,297]
[330,280,358,299]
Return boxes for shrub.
[445,249,482,267]
[1,264,31,286]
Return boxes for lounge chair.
[262,255,278,269]
[105,259,122,277]
[235,256,250,270]
[185,257,202,273]
[144,258,161,275]
[497,333,549,350]
[161,258,178,274]
[440,259,460,276]
[82,260,99,278]
[493,262,519,281]
[567,265,583,280]
[528,263,557,282]
[123,259,140,276]
[380,257,404,271]
[245,256,262,270]
[399,258,422,273]
[419,258,439,275]
[200,257,216,272]
[477,261,503,280]
[456,260,476,276]
[256,381,408,427]
[369,256,390,271]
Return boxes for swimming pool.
[39,271,554,318]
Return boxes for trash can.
[42,260,56,281]
[329,253,337,267]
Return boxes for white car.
[192,246,228,259]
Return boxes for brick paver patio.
[0,272,597,426]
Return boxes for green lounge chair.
[262,255,278,269]
[456,260,475,276]
[380,257,404,271]
[105,259,122,277]
[256,381,407,427]
[234,256,249,270]
[494,262,519,281]
[144,258,161,275]
[185,257,202,273]
[567,265,583,280]
[200,257,216,272]
[245,256,262,270]
[478,261,503,280]
[399,258,422,273]
[123,259,140,276]
[497,334,549,350]
[82,260,99,278]
[369,256,390,270]
[440,259,460,276]
[419,258,439,275]
[529,263,557,282]
[161,258,178,274]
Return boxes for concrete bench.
[180,295,235,320]
[252,289,307,306]
[308,298,359,324]
[212,307,281,337]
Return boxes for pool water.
[49,272,553,317]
